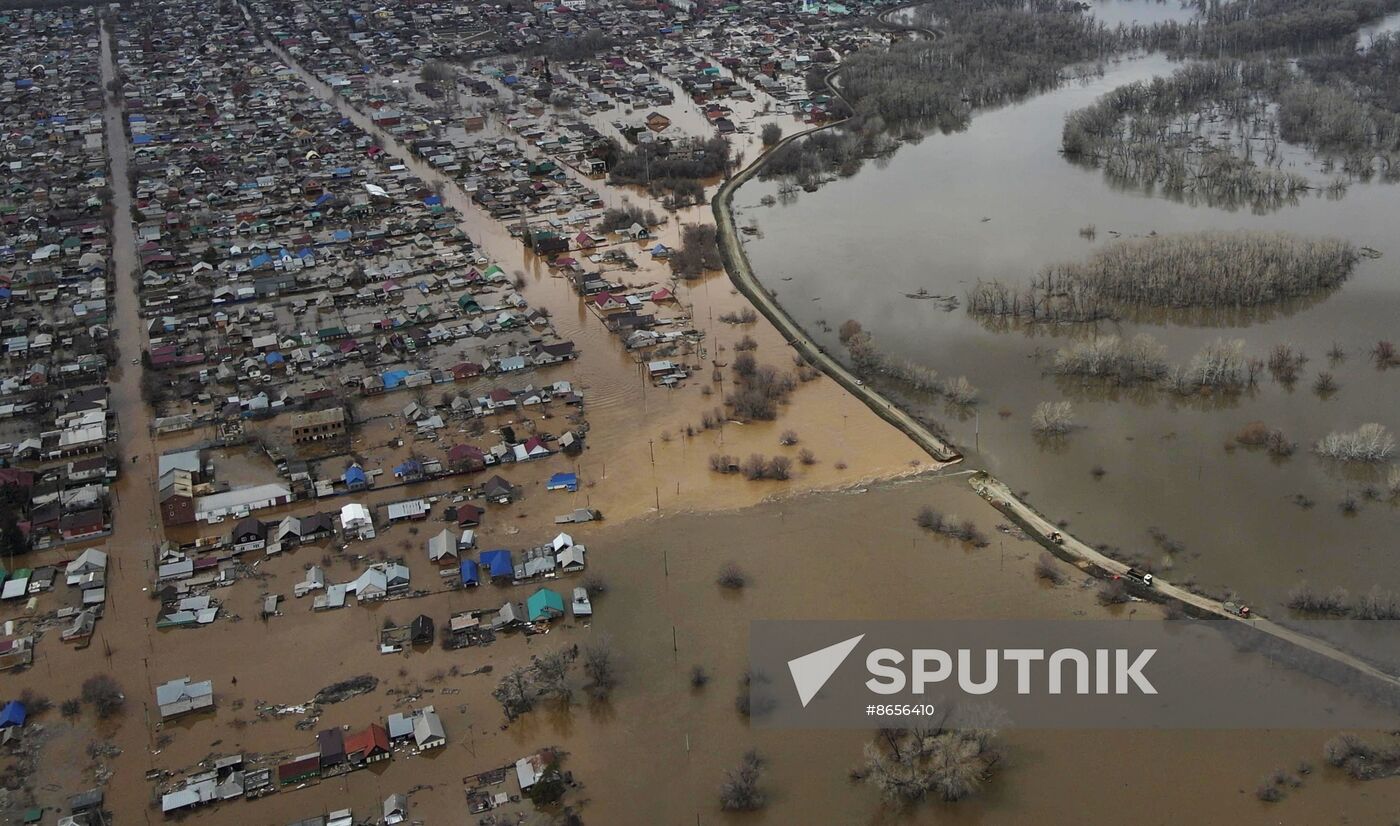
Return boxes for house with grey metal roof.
[156,676,215,719]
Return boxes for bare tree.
[718,563,747,589]
[1030,401,1075,434]
[719,750,767,810]
[1314,423,1396,462]
[493,666,535,721]
[582,637,618,701]
[81,676,125,719]
[858,726,1001,804]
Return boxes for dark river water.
[740,14,1400,616]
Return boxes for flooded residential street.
[3,17,175,820]
[251,21,936,527]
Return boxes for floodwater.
[244,19,936,532]
[1360,9,1400,43]
[742,35,1400,615]
[13,7,1399,825]
[19,474,1400,825]
[1084,0,1200,28]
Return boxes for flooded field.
[742,26,1400,617]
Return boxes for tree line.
[967,231,1359,322]
[1064,57,1400,208]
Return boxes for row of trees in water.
[1302,31,1400,112]
[1128,0,1400,55]
[1061,58,1400,211]
[838,0,1400,132]
[771,0,1400,192]
[841,0,1117,131]
[966,231,1358,322]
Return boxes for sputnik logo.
[787,634,864,707]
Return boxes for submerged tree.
[1314,423,1396,462]
[1030,401,1075,435]
[719,749,767,810]
[857,726,1002,804]
[968,232,1358,322]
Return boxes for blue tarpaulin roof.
[382,370,409,389]
[343,464,367,485]
[0,701,26,728]
[547,472,578,492]
[459,560,479,586]
[480,549,513,579]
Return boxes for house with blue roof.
[394,459,422,481]
[0,701,26,728]
[480,549,513,581]
[343,464,368,491]
[527,588,565,622]
[459,560,479,587]
[546,472,578,492]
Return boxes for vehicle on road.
[1223,601,1252,618]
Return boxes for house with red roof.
[447,444,486,472]
[345,723,392,765]
[452,362,483,381]
[592,291,625,313]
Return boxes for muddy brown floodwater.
[11,6,1400,825]
[251,24,936,530]
[33,476,1399,825]
[744,44,1400,621]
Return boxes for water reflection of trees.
[1047,372,1252,412]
